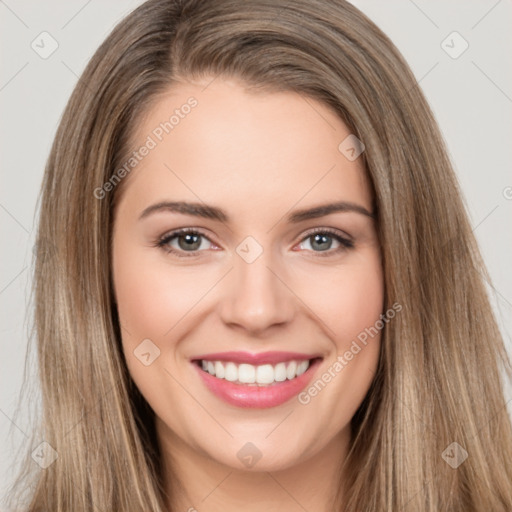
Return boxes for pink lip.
[191,350,319,365]
[191,357,323,409]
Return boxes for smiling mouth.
[192,357,322,386]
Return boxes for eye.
[155,227,354,258]
[295,227,354,257]
[156,228,215,257]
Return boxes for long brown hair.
[7,0,512,510]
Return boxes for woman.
[7,0,512,510]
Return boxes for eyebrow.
[138,200,374,223]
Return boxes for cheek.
[343,263,383,341]
[294,255,383,428]
[112,244,187,398]
[302,254,384,347]
[113,247,198,340]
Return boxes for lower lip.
[192,359,322,408]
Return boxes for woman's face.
[112,77,383,472]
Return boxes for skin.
[112,77,384,512]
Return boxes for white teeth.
[238,363,256,383]
[286,361,297,380]
[214,361,225,379]
[274,362,287,382]
[256,364,275,384]
[296,360,309,376]
[198,359,312,385]
[224,362,238,382]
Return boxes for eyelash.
[154,227,354,258]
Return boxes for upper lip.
[191,351,322,365]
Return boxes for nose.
[218,248,296,335]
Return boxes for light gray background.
[1,0,511,506]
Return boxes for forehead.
[118,78,372,220]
